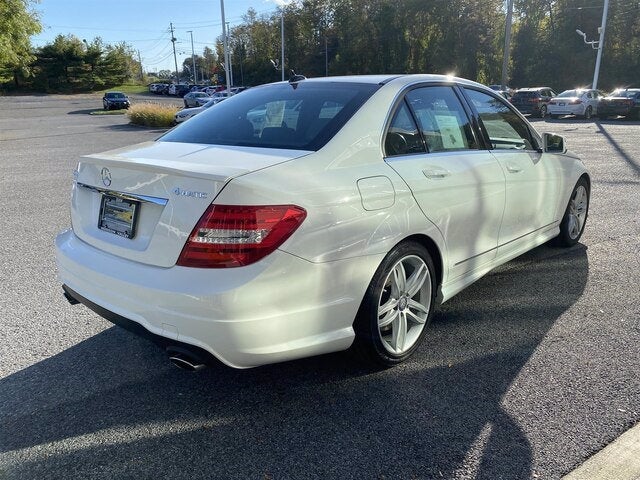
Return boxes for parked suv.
[168,84,191,97]
[511,87,557,118]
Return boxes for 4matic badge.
[172,187,208,199]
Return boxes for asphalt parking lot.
[0,94,639,479]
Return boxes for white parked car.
[174,98,217,124]
[56,75,590,370]
[548,89,602,119]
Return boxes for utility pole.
[220,0,231,93]
[170,22,179,82]
[187,30,197,84]
[280,8,285,81]
[137,50,143,81]
[226,22,234,87]
[501,0,514,89]
[592,0,609,90]
[325,37,328,77]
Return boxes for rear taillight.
[570,99,582,104]
[177,204,307,268]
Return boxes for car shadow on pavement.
[594,121,640,175]
[100,123,169,134]
[0,245,588,479]
[67,109,101,115]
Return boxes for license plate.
[98,195,139,239]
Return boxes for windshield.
[106,93,125,99]
[160,81,380,151]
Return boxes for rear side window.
[385,85,477,156]
[464,88,537,151]
[160,82,379,151]
[385,102,426,156]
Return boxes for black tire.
[552,177,590,247]
[352,241,437,366]
[539,105,547,118]
[583,106,593,119]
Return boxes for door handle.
[423,168,451,179]
[506,163,522,173]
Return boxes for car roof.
[270,74,487,90]
[514,87,552,92]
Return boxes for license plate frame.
[98,194,139,239]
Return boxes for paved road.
[0,95,639,479]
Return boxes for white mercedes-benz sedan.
[55,75,590,370]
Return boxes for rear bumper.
[55,229,381,368]
[513,104,541,114]
[598,105,632,116]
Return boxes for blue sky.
[31,0,284,72]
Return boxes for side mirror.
[543,132,566,153]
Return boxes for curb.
[563,422,640,480]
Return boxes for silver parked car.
[183,91,211,108]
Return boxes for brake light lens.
[177,204,307,268]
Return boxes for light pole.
[575,0,609,90]
[501,0,514,89]
[187,30,197,84]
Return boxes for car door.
[462,88,562,256]
[384,85,506,280]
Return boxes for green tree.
[32,34,138,92]
[0,0,41,86]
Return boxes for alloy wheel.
[567,185,588,239]
[377,255,432,355]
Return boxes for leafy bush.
[127,102,178,127]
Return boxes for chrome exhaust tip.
[166,346,206,372]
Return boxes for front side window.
[406,86,477,152]
[384,86,478,156]
[160,82,379,151]
[464,89,537,151]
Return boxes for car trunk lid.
[71,141,310,267]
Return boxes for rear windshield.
[610,89,639,98]
[558,90,583,97]
[160,81,380,151]
[512,91,538,98]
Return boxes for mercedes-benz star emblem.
[101,167,112,187]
